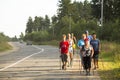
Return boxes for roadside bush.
[0,33,8,42]
[24,30,50,42]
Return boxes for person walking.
[78,34,86,50]
[67,33,74,67]
[59,34,69,70]
[90,33,100,69]
[71,33,77,55]
[85,30,93,42]
[81,38,94,76]
[77,34,86,69]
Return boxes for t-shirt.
[87,35,93,42]
[59,41,69,54]
[90,39,100,51]
[77,39,84,48]
[81,45,92,57]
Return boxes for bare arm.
[99,40,101,52]
[91,47,94,57]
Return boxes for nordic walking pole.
[60,56,62,70]
[77,50,81,74]
[59,49,62,70]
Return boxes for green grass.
[98,41,120,80]
[0,42,12,52]
[33,40,59,46]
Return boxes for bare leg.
[88,68,91,75]
[94,59,99,69]
[70,52,73,67]
[93,59,96,69]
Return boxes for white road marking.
[0,45,44,71]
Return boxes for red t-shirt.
[59,41,69,54]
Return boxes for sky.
[0,0,89,38]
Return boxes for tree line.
[24,0,120,42]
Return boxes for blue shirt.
[87,35,93,42]
[77,39,84,47]
[90,39,100,51]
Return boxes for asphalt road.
[0,42,101,80]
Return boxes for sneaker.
[96,66,99,69]
[93,67,96,70]
[64,65,67,70]
[85,71,88,76]
[62,65,64,70]
[85,72,88,76]
[88,72,91,76]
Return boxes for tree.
[57,0,71,19]
[83,0,92,21]
[114,0,120,19]
[51,15,58,38]
[44,15,50,30]
[91,0,101,19]
[38,17,44,31]
[26,17,34,33]
[33,16,41,32]
[91,0,120,22]
[19,32,24,40]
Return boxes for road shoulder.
[0,42,19,56]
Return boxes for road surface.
[0,42,101,80]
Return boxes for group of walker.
[59,30,100,76]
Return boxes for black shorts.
[93,51,99,60]
[83,56,91,69]
[60,54,68,62]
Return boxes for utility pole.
[101,0,103,26]
[69,14,71,33]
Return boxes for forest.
[24,0,120,42]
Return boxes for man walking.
[59,34,69,70]
[90,33,100,69]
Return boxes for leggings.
[83,56,91,69]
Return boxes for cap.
[84,38,89,42]
[85,30,89,34]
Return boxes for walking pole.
[78,50,81,74]
[60,56,62,70]
[79,58,81,74]
[59,50,62,70]
[92,58,95,75]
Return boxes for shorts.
[93,51,99,60]
[83,56,91,69]
[60,54,68,62]
[69,47,73,53]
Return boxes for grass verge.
[98,41,120,80]
[0,42,12,52]
[33,40,59,46]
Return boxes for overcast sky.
[0,0,89,38]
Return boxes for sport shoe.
[96,66,99,69]
[85,71,88,76]
[64,65,67,70]
[88,72,91,76]
[93,67,96,70]
[62,65,64,70]
[85,72,88,76]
